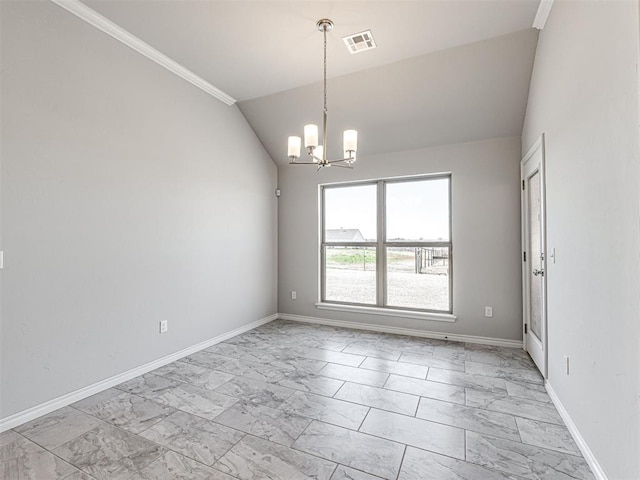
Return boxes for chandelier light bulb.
[343,130,358,154]
[288,136,301,158]
[304,124,319,148]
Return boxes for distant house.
[326,228,366,242]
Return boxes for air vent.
[342,30,376,54]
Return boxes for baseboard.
[0,313,277,433]
[278,313,523,348]
[545,381,608,480]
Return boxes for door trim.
[521,134,548,378]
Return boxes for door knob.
[533,269,544,277]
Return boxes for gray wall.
[522,2,640,478]
[278,137,523,341]
[0,1,277,418]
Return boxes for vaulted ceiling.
[85,0,541,164]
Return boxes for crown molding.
[50,0,236,106]
[532,0,554,30]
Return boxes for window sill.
[315,303,456,322]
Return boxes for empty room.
[1,0,638,479]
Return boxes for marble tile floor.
[3,320,595,480]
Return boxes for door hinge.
[522,180,525,190]
[524,324,528,334]
[523,251,526,262]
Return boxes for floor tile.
[1,431,77,479]
[376,335,441,355]
[334,382,419,416]
[360,357,428,379]
[359,408,464,459]
[342,343,401,361]
[73,390,175,434]
[213,400,311,446]
[152,382,238,420]
[4,321,590,480]
[516,418,581,455]
[139,411,243,466]
[280,391,369,430]
[54,423,165,480]
[398,446,519,480]
[430,345,467,362]
[153,361,235,390]
[71,388,122,409]
[214,434,336,480]
[62,471,95,480]
[214,376,295,408]
[266,356,328,376]
[129,450,237,480]
[275,372,345,397]
[415,397,520,441]
[331,465,382,479]
[116,373,181,397]
[504,380,552,404]
[398,352,465,372]
[428,368,508,394]
[383,374,465,404]
[318,363,389,387]
[14,406,102,450]
[465,389,562,424]
[293,420,405,480]
[465,361,544,385]
[297,347,365,367]
[466,431,594,480]
[464,345,536,370]
[182,351,259,377]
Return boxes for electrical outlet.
[564,354,570,375]
[484,306,493,317]
[160,320,168,334]
[291,291,297,300]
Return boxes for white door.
[521,136,547,377]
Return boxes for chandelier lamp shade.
[287,19,358,169]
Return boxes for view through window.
[322,175,451,313]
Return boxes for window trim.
[320,173,453,317]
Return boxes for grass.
[327,250,376,264]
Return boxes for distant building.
[326,228,366,242]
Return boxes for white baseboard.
[278,313,523,348]
[545,381,608,480]
[0,314,277,433]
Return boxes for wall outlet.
[291,291,297,300]
[159,320,168,334]
[484,306,493,317]
[564,354,570,375]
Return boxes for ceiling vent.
[342,30,376,54]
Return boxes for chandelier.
[287,19,358,169]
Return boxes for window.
[321,175,452,314]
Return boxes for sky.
[324,178,450,242]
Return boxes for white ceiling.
[86,0,540,101]
[82,0,541,164]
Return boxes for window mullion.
[377,180,385,307]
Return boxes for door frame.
[521,134,548,378]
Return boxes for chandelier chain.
[323,25,328,116]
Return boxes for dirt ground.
[325,268,449,311]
